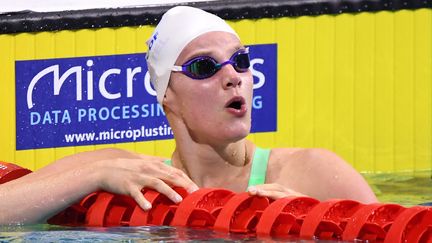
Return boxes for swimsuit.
[164,147,270,187]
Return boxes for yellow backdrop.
[0,9,430,173]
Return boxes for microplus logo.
[26,59,156,109]
[15,44,277,150]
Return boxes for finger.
[247,183,285,193]
[111,159,199,194]
[247,185,306,199]
[142,176,184,204]
[129,187,152,211]
[112,158,199,194]
[247,185,279,196]
[153,165,199,194]
[248,187,300,199]
[255,190,290,199]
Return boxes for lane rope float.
[1,161,431,242]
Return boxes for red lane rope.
[1,161,431,242]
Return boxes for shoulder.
[269,147,339,165]
[267,147,377,203]
[268,147,344,172]
[267,148,343,182]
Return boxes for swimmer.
[146,6,377,202]
[0,6,377,225]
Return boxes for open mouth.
[228,100,243,110]
[225,97,245,110]
[225,97,247,116]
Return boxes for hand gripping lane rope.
[1,161,431,242]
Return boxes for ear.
[162,87,169,106]
[162,85,174,113]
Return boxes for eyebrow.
[183,45,247,63]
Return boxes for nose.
[221,64,242,89]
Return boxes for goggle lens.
[173,48,250,79]
[233,52,250,70]
[187,58,217,79]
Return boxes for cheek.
[180,85,219,118]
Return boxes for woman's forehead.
[178,32,243,61]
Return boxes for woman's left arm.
[247,148,378,204]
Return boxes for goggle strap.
[172,65,183,72]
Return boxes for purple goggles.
[172,48,250,79]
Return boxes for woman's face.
[164,31,253,145]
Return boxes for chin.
[224,127,250,142]
[229,134,249,143]
[205,119,251,143]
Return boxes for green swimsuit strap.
[163,147,271,188]
[248,147,271,187]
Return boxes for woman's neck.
[171,139,253,189]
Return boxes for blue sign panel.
[15,44,277,150]
[249,44,277,133]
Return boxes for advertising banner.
[15,43,277,150]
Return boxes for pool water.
[365,170,432,206]
[0,225,338,242]
[0,172,430,242]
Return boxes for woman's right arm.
[0,148,198,225]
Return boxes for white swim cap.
[146,6,239,104]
